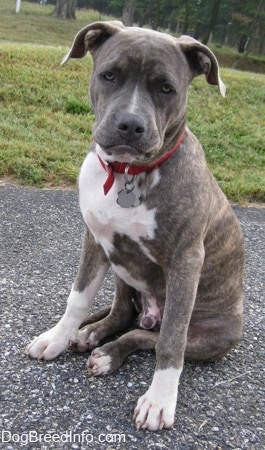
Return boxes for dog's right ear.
[177,35,226,97]
[61,21,125,65]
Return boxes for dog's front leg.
[134,243,205,431]
[26,229,109,360]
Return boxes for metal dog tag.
[117,188,141,208]
[116,167,141,208]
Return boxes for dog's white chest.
[79,151,157,259]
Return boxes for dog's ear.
[178,36,226,97]
[61,21,125,65]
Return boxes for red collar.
[98,129,185,195]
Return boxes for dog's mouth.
[96,141,157,165]
[98,144,140,163]
[103,144,138,156]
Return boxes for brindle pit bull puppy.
[27,22,245,431]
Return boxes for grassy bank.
[1,0,264,74]
[0,1,115,47]
[0,2,264,202]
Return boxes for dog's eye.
[161,83,173,94]
[102,71,115,82]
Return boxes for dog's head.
[62,22,225,164]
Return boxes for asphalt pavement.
[0,185,264,450]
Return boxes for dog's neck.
[98,129,185,195]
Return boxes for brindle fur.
[27,22,245,431]
[66,22,244,368]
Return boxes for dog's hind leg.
[79,306,112,328]
[87,329,158,376]
[72,275,135,352]
[185,314,243,362]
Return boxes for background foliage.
[24,0,265,55]
[0,1,264,202]
[41,0,265,55]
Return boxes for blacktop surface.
[0,184,264,450]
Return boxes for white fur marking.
[150,168,161,188]
[128,85,141,114]
[138,241,158,264]
[112,264,149,293]
[26,265,108,360]
[87,349,112,376]
[134,367,182,430]
[79,151,157,260]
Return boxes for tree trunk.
[54,0,77,19]
[122,0,135,26]
[54,0,63,17]
[202,0,221,45]
[15,0,21,13]
[233,0,264,68]
[258,33,265,56]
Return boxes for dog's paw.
[87,348,112,376]
[87,341,125,376]
[133,392,175,431]
[133,368,181,431]
[26,325,75,360]
[71,328,99,352]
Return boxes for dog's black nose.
[115,112,145,141]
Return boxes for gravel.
[0,185,264,450]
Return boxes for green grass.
[0,1,264,202]
[0,43,93,187]
[0,0,115,47]
[187,71,265,202]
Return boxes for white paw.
[75,329,99,352]
[87,348,112,376]
[133,368,182,431]
[26,325,76,360]
[133,392,175,431]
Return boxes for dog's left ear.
[178,36,226,97]
[61,21,125,65]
